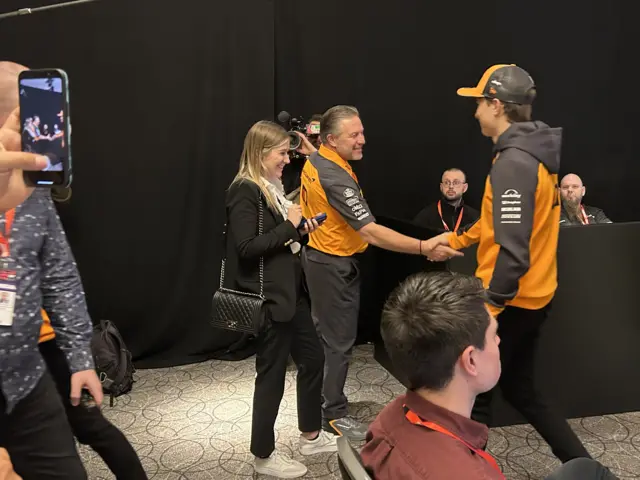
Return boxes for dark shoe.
[323,416,369,441]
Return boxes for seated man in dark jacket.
[559,173,612,225]
[413,168,479,233]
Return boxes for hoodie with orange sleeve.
[448,121,561,316]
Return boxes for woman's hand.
[299,218,319,236]
[287,204,303,228]
[0,448,21,480]
[294,132,317,156]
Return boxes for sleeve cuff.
[448,233,463,250]
[484,289,507,318]
[283,219,300,240]
[486,302,505,318]
[66,347,95,374]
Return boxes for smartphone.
[299,212,327,230]
[306,123,320,135]
[19,68,72,187]
[80,389,97,408]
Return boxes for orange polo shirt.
[300,145,375,256]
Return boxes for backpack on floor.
[91,319,135,407]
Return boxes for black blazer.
[223,180,307,323]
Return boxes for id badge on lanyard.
[0,209,17,327]
[580,205,590,225]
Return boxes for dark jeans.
[472,304,591,463]
[39,338,148,480]
[546,458,619,480]
[251,289,325,458]
[0,372,87,480]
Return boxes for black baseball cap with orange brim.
[457,64,536,105]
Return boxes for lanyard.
[0,208,15,257]
[437,200,464,232]
[403,405,504,478]
[580,205,589,225]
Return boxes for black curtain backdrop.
[274,0,639,222]
[0,0,638,367]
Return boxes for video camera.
[277,111,307,151]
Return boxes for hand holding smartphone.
[298,212,327,231]
[19,68,72,187]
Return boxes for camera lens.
[288,131,301,151]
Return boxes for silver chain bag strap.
[211,192,266,335]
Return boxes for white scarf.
[261,178,301,254]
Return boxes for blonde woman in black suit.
[225,121,336,478]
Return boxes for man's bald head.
[0,62,28,126]
[561,173,583,188]
[560,173,586,206]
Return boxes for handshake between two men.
[422,231,460,262]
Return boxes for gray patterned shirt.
[0,189,94,413]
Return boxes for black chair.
[337,436,373,480]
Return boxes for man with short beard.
[559,173,612,225]
[413,168,479,232]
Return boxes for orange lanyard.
[580,205,589,225]
[404,405,504,478]
[0,209,15,257]
[437,200,464,232]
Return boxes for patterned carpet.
[80,345,640,479]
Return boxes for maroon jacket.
[361,390,503,479]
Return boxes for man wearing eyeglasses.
[413,168,479,233]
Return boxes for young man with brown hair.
[425,64,590,463]
[362,271,618,479]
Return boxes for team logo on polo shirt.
[343,188,355,198]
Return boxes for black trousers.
[0,372,87,480]
[301,248,361,421]
[251,284,325,458]
[39,338,148,480]
[472,304,591,463]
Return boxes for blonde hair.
[232,120,289,211]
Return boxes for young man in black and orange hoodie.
[426,64,591,464]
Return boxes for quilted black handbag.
[211,192,266,335]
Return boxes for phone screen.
[19,69,72,187]
[306,123,320,135]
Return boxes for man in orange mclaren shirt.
[300,105,461,440]
[40,311,147,479]
[426,64,590,463]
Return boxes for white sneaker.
[254,451,308,478]
[299,431,338,456]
